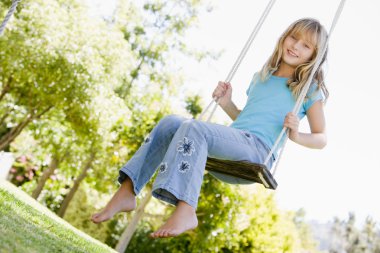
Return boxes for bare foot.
[150,201,198,238]
[91,178,136,224]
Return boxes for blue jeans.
[118,115,274,209]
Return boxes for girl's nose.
[292,41,301,51]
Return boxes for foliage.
[126,173,243,252]
[185,94,203,118]
[1,0,214,247]
[235,187,300,253]
[293,208,321,253]
[7,154,38,186]
[329,213,380,253]
[63,183,123,244]
[126,178,320,253]
[0,0,131,146]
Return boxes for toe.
[161,230,168,238]
[91,213,106,224]
[150,231,158,238]
[160,229,168,238]
[157,230,164,238]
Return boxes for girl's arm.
[221,101,241,121]
[284,100,327,149]
[212,81,241,121]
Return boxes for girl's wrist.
[219,99,233,109]
[289,130,300,143]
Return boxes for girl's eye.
[304,44,310,49]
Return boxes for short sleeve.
[302,83,324,112]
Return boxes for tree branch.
[35,105,53,119]
[0,111,10,126]
[57,151,96,218]
[32,155,59,199]
[0,106,53,151]
[0,76,12,102]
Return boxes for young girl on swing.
[91,18,328,238]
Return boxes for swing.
[206,158,278,189]
[0,0,346,190]
[199,0,346,190]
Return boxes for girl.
[91,18,328,238]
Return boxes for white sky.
[90,0,380,224]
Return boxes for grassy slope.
[0,180,117,253]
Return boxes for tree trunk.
[115,190,152,253]
[0,106,52,151]
[0,114,33,151]
[0,76,12,102]
[0,110,10,126]
[32,156,58,199]
[0,99,18,125]
[57,152,95,218]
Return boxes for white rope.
[198,0,277,121]
[265,0,347,175]
[0,0,21,36]
[223,0,277,84]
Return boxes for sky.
[88,0,380,224]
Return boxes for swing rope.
[200,0,346,177]
[0,0,21,36]
[198,0,277,122]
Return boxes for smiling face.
[281,32,316,69]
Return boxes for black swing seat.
[205,157,278,190]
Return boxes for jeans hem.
[152,184,198,209]
[118,169,140,195]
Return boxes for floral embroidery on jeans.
[158,162,168,173]
[177,137,195,156]
[143,136,151,144]
[178,161,190,173]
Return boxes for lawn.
[0,180,117,253]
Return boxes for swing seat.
[205,157,277,190]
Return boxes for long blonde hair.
[258,18,329,102]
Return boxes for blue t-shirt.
[230,74,323,158]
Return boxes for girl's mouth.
[287,49,298,57]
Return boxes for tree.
[0,0,132,151]
[125,173,244,253]
[293,208,321,253]
[26,0,214,247]
[185,94,203,118]
[57,150,96,218]
[1,0,132,213]
[124,181,321,253]
[329,213,380,253]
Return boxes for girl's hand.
[284,112,300,141]
[212,81,232,107]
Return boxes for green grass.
[0,180,117,253]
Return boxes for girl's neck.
[273,64,295,78]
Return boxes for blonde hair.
[258,18,329,102]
